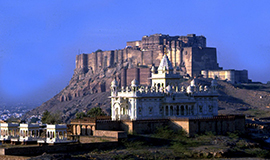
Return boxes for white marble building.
[0,123,19,141]
[11,123,40,143]
[110,54,219,121]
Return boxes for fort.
[75,33,220,78]
[75,33,248,89]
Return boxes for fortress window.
[165,106,169,116]
[149,107,153,114]
[185,51,188,55]
[199,105,203,113]
[176,106,179,115]
[181,105,184,115]
[138,107,142,115]
[160,106,163,114]
[209,105,213,112]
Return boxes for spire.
[158,54,173,71]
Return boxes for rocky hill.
[23,60,126,122]
[23,57,270,123]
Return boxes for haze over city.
[0,0,270,106]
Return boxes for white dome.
[131,79,139,86]
[111,79,118,86]
[187,85,192,94]
[151,66,156,72]
[204,85,209,91]
[190,78,198,86]
[166,85,172,93]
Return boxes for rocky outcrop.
[23,59,127,123]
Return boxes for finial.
[164,46,167,55]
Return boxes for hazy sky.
[0,0,270,106]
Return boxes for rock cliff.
[23,59,128,123]
[23,60,270,123]
[23,34,270,122]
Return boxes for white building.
[201,69,248,84]
[110,54,219,121]
[0,123,19,141]
[40,124,69,144]
[11,123,40,143]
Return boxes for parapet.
[111,78,218,98]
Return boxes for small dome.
[190,78,198,86]
[111,79,118,86]
[204,85,209,91]
[187,85,192,94]
[151,66,156,72]
[166,85,172,93]
[131,79,139,86]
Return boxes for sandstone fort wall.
[75,34,220,78]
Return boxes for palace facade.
[110,54,219,121]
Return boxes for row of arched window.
[162,105,194,116]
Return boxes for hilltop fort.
[73,34,248,98]
[76,33,220,79]
[24,34,251,123]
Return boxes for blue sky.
[0,0,270,106]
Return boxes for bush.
[245,148,269,158]
[75,107,106,119]
[227,132,239,139]
[121,139,147,149]
[86,107,106,117]
[75,112,86,119]
[41,110,62,124]
[154,126,186,140]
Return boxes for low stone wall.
[0,142,118,156]
[124,119,170,134]
[96,120,120,131]
[79,136,118,143]
[93,130,127,139]
[117,115,245,136]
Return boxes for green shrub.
[154,126,186,140]
[122,140,147,149]
[227,132,239,139]
[245,148,269,158]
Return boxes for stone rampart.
[75,34,219,78]
[93,130,127,139]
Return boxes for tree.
[41,110,50,123]
[75,107,106,119]
[75,112,86,119]
[86,107,106,117]
[41,110,62,124]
